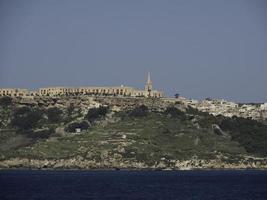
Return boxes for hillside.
[0,96,267,169]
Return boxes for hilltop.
[0,95,267,170]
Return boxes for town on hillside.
[1,73,267,121]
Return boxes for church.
[38,73,163,98]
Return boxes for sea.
[0,170,267,200]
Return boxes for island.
[0,75,267,170]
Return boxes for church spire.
[147,72,151,84]
[145,72,153,92]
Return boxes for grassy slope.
[0,112,247,165]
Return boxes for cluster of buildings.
[0,88,29,97]
[179,98,267,121]
[0,73,164,98]
[1,73,267,121]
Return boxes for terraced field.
[0,112,248,166]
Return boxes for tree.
[85,106,108,122]
[65,121,90,132]
[174,93,180,98]
[219,116,267,156]
[0,96,12,107]
[67,103,75,116]
[12,106,43,130]
[129,105,149,117]
[46,107,63,123]
[165,106,186,120]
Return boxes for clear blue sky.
[0,0,266,102]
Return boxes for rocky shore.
[1,157,267,170]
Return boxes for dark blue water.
[0,170,267,200]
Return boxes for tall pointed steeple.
[147,72,152,84]
[145,72,153,92]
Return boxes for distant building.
[75,128,81,133]
[0,88,28,97]
[0,73,163,98]
[37,73,163,97]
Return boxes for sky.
[0,0,266,103]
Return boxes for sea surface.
[0,170,267,200]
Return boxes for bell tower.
[145,72,153,94]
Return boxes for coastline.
[1,157,267,171]
[1,167,267,171]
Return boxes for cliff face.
[0,96,267,170]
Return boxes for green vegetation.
[11,106,43,130]
[46,107,63,123]
[1,101,267,167]
[85,106,108,122]
[67,103,75,116]
[27,128,54,140]
[0,96,12,107]
[1,110,246,162]
[220,117,267,156]
[128,105,148,117]
[165,106,186,120]
[186,106,267,156]
[65,121,90,132]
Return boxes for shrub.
[220,117,267,156]
[85,106,108,122]
[165,107,186,120]
[46,107,63,123]
[129,105,148,117]
[0,96,12,107]
[65,121,90,132]
[67,103,75,116]
[12,106,43,130]
[174,93,180,98]
[27,128,54,139]
[198,114,221,128]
